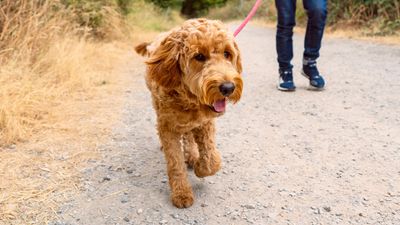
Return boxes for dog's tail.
[134,42,150,57]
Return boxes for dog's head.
[145,19,243,113]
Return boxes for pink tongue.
[213,99,226,112]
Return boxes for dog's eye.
[194,53,206,62]
[224,51,231,59]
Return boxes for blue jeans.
[275,0,327,70]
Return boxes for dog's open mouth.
[210,98,227,113]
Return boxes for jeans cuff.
[303,57,316,65]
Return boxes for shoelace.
[308,62,317,67]
[280,71,293,82]
[304,62,320,78]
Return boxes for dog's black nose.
[219,82,235,97]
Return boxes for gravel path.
[55,24,400,225]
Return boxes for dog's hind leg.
[182,131,199,168]
[159,128,194,208]
[192,120,222,178]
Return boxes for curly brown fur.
[135,18,243,208]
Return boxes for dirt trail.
[54,24,400,225]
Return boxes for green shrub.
[63,0,108,30]
[127,0,183,31]
[60,0,136,37]
[208,0,275,21]
[149,0,179,9]
[147,0,226,17]
[117,0,133,14]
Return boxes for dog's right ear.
[233,41,243,74]
[135,42,150,57]
[146,34,182,89]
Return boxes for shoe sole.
[277,85,296,91]
[301,70,325,91]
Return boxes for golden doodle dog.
[135,18,243,208]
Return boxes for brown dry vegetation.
[0,40,130,223]
[1,0,119,145]
[0,0,139,223]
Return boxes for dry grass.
[324,26,400,45]
[2,0,75,145]
[0,52,131,223]
[0,41,135,223]
[0,38,120,145]
[0,0,137,223]
[0,0,135,145]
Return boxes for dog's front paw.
[171,191,194,208]
[194,153,221,178]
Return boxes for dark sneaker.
[278,69,296,91]
[301,58,325,90]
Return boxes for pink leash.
[233,0,263,37]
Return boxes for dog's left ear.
[146,33,182,89]
[233,42,243,74]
